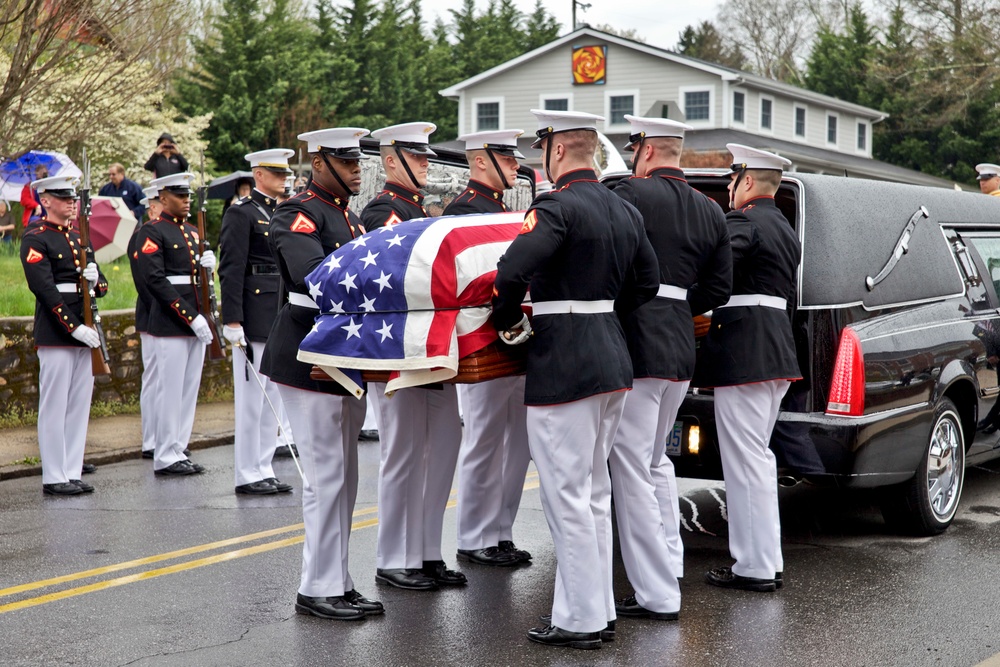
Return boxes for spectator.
[144,133,189,179]
[294,174,309,193]
[99,163,146,221]
[0,199,14,242]
[20,165,47,228]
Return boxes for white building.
[439,27,957,188]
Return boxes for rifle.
[197,156,226,360]
[77,149,111,376]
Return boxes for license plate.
[665,422,683,456]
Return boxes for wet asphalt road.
[4,442,1000,666]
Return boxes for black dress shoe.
[540,614,615,642]
[775,571,784,590]
[358,430,379,441]
[456,546,520,566]
[185,459,206,473]
[375,568,438,591]
[615,594,679,620]
[70,479,95,493]
[264,477,293,493]
[81,463,97,474]
[527,625,601,650]
[154,460,199,476]
[43,482,83,496]
[343,589,384,615]
[421,560,467,585]
[294,593,365,621]
[141,450,154,459]
[499,540,532,563]
[236,481,278,495]
[705,566,777,592]
[274,444,298,458]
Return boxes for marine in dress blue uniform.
[130,186,161,460]
[446,130,533,568]
[492,110,660,649]
[695,144,802,592]
[360,122,468,592]
[260,127,382,621]
[21,176,109,495]
[218,148,295,496]
[608,116,733,620]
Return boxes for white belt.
[532,299,614,316]
[167,275,194,285]
[55,283,79,293]
[288,292,319,310]
[718,294,787,310]
[656,284,688,300]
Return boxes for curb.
[0,433,235,482]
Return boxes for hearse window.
[962,234,1000,308]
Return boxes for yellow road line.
[0,478,540,615]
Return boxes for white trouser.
[151,336,205,470]
[528,391,625,634]
[279,385,365,597]
[275,401,295,447]
[715,380,790,580]
[139,333,158,454]
[361,401,378,432]
[456,376,531,550]
[37,347,93,485]
[372,383,462,569]
[609,378,687,612]
[232,341,282,486]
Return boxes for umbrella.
[0,150,82,202]
[82,196,137,264]
[206,171,253,201]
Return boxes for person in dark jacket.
[695,143,802,593]
[144,133,190,179]
[446,129,534,568]
[608,115,732,621]
[260,127,383,621]
[99,163,145,221]
[20,175,109,496]
[360,122,468,593]
[492,109,659,650]
[218,148,295,496]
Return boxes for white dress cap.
[457,129,525,158]
[622,115,693,149]
[31,175,80,198]
[149,172,195,194]
[245,148,295,173]
[726,143,792,172]
[975,163,1000,180]
[298,128,371,158]
[143,185,159,201]
[529,109,606,148]
[370,122,437,155]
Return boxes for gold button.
[63,316,68,320]
[74,260,80,266]
[254,289,260,294]
[264,232,268,236]
[190,250,195,256]
[173,244,178,249]
[335,243,340,248]
[58,254,63,259]
[182,310,186,314]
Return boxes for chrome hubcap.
[927,412,963,522]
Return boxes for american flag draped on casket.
[296,211,526,395]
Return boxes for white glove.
[223,324,246,346]
[499,313,532,346]
[82,262,99,288]
[71,324,101,348]
[191,314,214,345]
[199,249,216,271]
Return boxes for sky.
[419,0,726,51]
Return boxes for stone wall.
[0,310,233,417]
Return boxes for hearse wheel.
[879,398,965,536]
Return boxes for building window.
[760,98,773,130]
[545,98,569,111]
[857,122,867,151]
[476,102,500,131]
[685,91,710,121]
[733,92,745,124]
[827,114,838,144]
[609,95,634,125]
[795,106,806,137]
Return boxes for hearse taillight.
[826,327,865,416]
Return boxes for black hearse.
[624,171,1000,536]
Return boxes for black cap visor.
[40,189,78,200]
[391,141,436,156]
[317,146,366,161]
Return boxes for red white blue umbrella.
[0,150,82,201]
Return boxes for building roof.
[438,26,888,121]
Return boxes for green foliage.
[0,253,140,317]
[676,21,745,69]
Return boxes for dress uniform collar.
[466,179,505,201]
[553,168,599,190]
[307,178,349,209]
[737,195,776,212]
[158,211,188,225]
[648,166,687,182]
[384,181,425,206]
[251,188,276,211]
[40,217,71,233]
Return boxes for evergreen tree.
[523,0,561,51]
[802,4,875,103]
[676,21,745,69]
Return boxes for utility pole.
[572,0,591,30]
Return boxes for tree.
[802,3,876,102]
[523,0,561,51]
[676,21,745,69]
[716,0,820,81]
